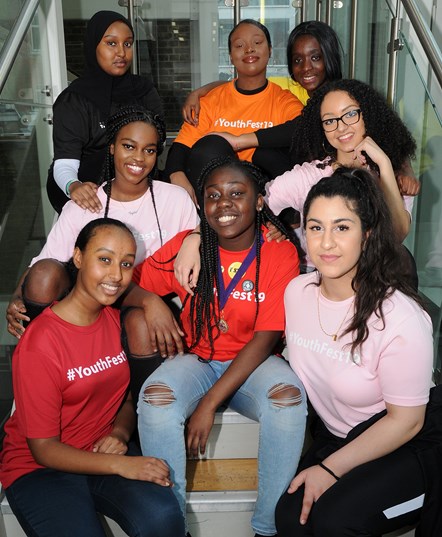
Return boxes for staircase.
[0,407,416,537]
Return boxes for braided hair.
[187,156,294,360]
[303,167,423,356]
[100,104,166,246]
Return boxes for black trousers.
[276,416,425,537]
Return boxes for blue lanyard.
[216,237,258,310]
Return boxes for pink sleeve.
[402,194,414,219]
[265,161,327,217]
[30,202,87,266]
[378,310,433,406]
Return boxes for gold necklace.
[117,190,148,216]
[317,289,354,341]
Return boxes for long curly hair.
[99,104,166,246]
[290,79,416,173]
[286,20,343,82]
[303,167,423,356]
[188,156,294,360]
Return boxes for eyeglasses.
[321,109,362,132]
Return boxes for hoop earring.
[322,138,335,156]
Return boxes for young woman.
[6,105,198,339]
[183,20,342,121]
[276,169,436,536]
[164,19,304,203]
[47,10,163,213]
[266,78,416,251]
[0,218,184,537]
[181,21,342,179]
[173,79,417,287]
[125,157,307,537]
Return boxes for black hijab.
[66,10,153,118]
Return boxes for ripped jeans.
[137,354,307,536]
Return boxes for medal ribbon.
[217,235,261,310]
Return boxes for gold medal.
[218,318,229,333]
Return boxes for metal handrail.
[400,0,442,89]
[0,0,40,95]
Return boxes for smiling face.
[73,225,136,308]
[204,165,264,251]
[229,23,271,83]
[291,35,327,95]
[321,90,365,164]
[306,195,366,296]
[111,121,158,194]
[96,20,133,76]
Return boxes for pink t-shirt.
[31,181,199,267]
[265,160,414,267]
[284,272,433,437]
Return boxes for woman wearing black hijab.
[46,10,163,214]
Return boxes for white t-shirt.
[284,272,433,437]
[31,181,200,267]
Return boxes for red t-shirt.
[0,307,129,488]
[134,229,299,361]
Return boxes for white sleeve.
[53,159,80,196]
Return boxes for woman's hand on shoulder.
[174,231,201,295]
[182,89,201,126]
[117,455,173,486]
[288,464,338,525]
[397,173,421,196]
[93,433,128,455]
[69,181,102,213]
[6,295,28,339]
[265,221,286,243]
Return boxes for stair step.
[187,458,257,492]
[202,407,259,459]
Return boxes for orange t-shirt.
[174,80,304,162]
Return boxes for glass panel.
[131,0,299,133]
[395,32,442,379]
[0,1,28,57]
[0,4,55,430]
[330,0,393,91]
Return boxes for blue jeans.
[137,354,307,536]
[5,449,184,537]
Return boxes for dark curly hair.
[286,20,343,83]
[290,79,416,174]
[303,167,423,357]
[187,156,295,360]
[99,104,166,247]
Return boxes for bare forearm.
[379,165,410,241]
[323,405,425,478]
[12,269,29,300]
[29,439,129,476]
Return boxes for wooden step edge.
[186,458,257,492]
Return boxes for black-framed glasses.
[321,109,362,132]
